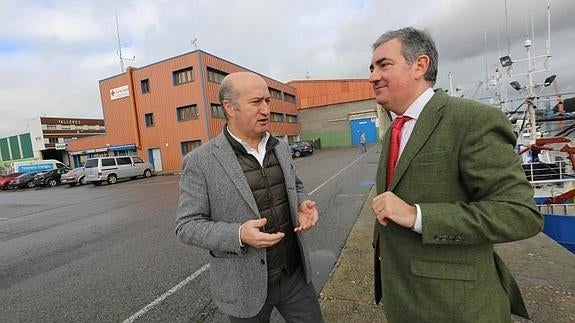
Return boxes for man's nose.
[369,70,380,83]
[260,102,270,115]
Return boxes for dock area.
[319,187,575,323]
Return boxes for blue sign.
[18,164,53,173]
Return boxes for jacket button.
[260,259,265,265]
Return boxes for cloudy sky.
[1,0,574,138]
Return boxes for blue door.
[350,118,377,145]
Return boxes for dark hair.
[372,27,438,86]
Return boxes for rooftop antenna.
[116,14,135,73]
[191,32,199,50]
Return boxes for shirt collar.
[391,87,435,121]
[226,126,270,153]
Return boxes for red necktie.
[386,116,411,189]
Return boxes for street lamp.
[499,55,513,67]
[509,81,522,91]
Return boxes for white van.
[10,159,68,174]
[84,156,154,185]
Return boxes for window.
[270,112,285,122]
[269,87,282,100]
[173,67,194,85]
[141,79,150,93]
[211,104,225,118]
[116,157,132,165]
[181,140,201,155]
[286,114,298,123]
[207,68,227,84]
[145,113,154,127]
[102,158,116,167]
[177,105,199,121]
[284,93,296,103]
[133,156,144,164]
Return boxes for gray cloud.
[1,0,573,137]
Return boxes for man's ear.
[223,100,234,118]
[413,54,430,80]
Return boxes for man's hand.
[240,218,284,248]
[371,191,416,228]
[295,200,319,232]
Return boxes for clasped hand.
[240,200,319,248]
[371,191,416,228]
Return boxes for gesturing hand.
[240,218,285,248]
[295,200,319,232]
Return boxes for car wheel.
[144,169,152,178]
[294,151,301,158]
[27,181,36,188]
[107,174,118,184]
[79,176,87,185]
[47,178,58,187]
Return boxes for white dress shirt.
[389,87,435,234]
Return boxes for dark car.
[290,141,314,158]
[7,172,41,189]
[0,173,23,190]
[33,168,71,187]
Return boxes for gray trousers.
[229,266,324,323]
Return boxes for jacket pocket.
[410,259,477,311]
[411,259,477,281]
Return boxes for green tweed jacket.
[374,89,543,323]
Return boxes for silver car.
[84,156,155,185]
[60,167,87,186]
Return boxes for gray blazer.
[175,132,313,318]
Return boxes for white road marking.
[0,217,7,221]
[124,146,374,321]
[122,263,210,323]
[308,146,374,196]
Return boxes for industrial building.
[68,50,300,172]
[0,117,105,172]
[288,79,387,148]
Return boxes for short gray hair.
[372,27,438,86]
[219,76,236,106]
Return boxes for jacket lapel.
[388,90,447,190]
[211,133,260,217]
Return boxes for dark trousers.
[229,266,324,323]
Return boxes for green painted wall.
[0,138,10,161]
[19,133,34,158]
[301,130,351,148]
[9,136,21,160]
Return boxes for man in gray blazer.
[176,72,324,323]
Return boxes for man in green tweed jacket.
[369,27,543,323]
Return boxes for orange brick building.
[68,50,300,172]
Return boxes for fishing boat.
[496,1,575,254]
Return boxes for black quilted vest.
[224,129,302,281]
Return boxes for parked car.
[7,172,42,189]
[60,167,87,186]
[84,156,154,185]
[290,141,314,158]
[33,168,71,187]
[0,173,23,190]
